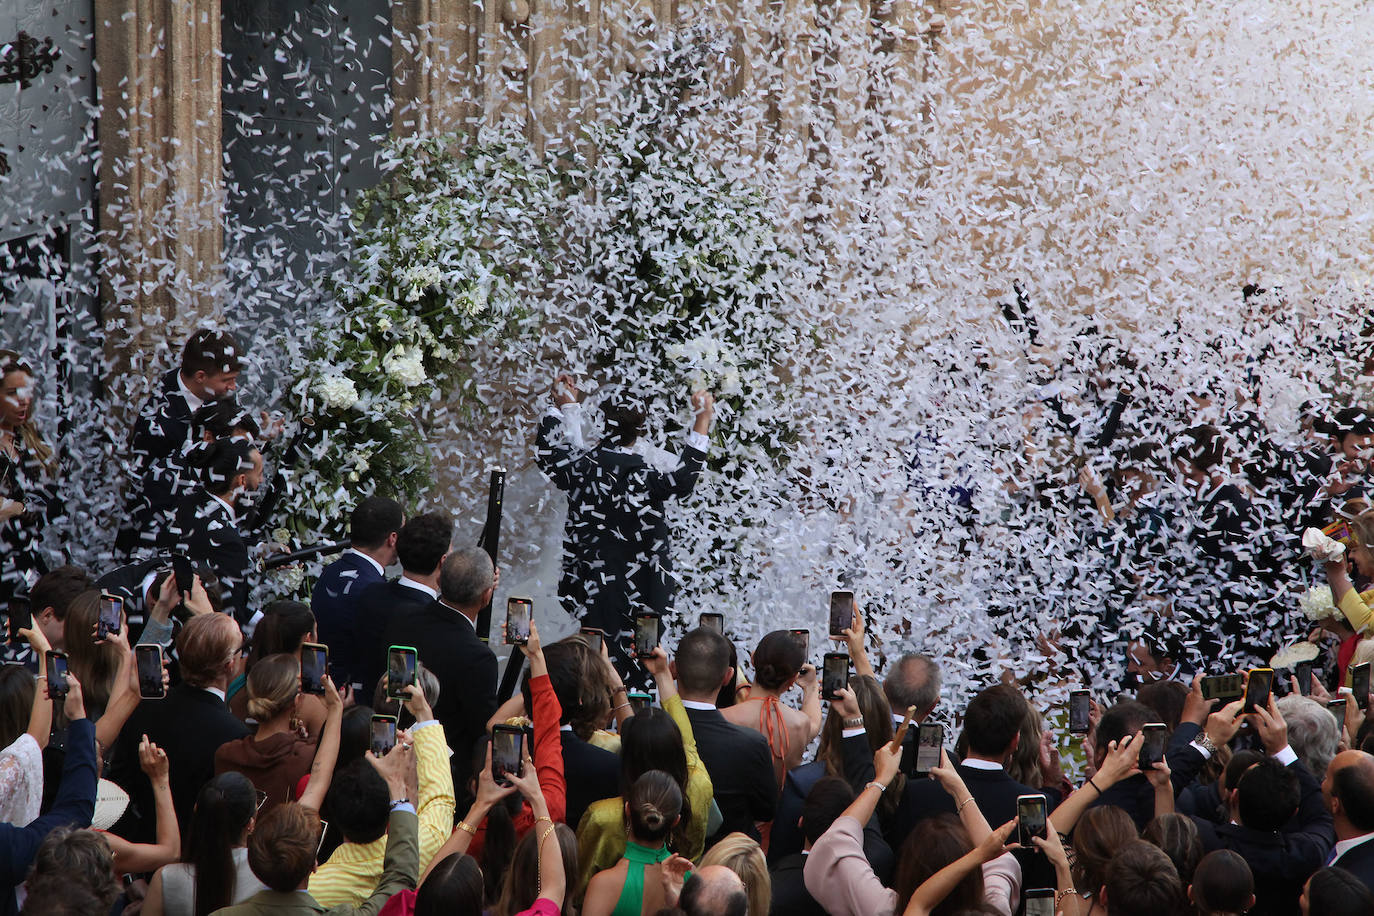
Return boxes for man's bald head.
[679,864,747,916]
[1326,749,1374,833]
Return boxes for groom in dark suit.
[1324,750,1374,893]
[535,373,715,678]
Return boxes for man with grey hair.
[1276,694,1340,781]
[382,545,499,789]
[883,653,942,773]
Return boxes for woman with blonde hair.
[0,351,59,603]
[213,654,343,810]
[700,832,770,916]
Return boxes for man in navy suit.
[354,511,450,692]
[535,373,714,678]
[311,496,403,685]
[1324,750,1374,894]
[163,438,262,626]
[119,329,243,554]
[382,546,499,790]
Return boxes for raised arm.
[106,736,180,874]
[902,820,1019,916]
[17,628,51,749]
[524,622,567,825]
[840,602,875,680]
[929,749,992,845]
[509,747,565,909]
[298,675,344,811]
[420,744,517,885]
[1048,732,1141,835]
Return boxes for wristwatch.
[1195,732,1218,756]
[843,716,864,729]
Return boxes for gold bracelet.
[455,820,478,836]
[614,702,632,712]
[957,796,976,812]
[535,815,554,826]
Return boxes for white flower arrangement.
[314,375,360,411]
[382,346,427,387]
[1299,585,1341,622]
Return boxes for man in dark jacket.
[353,511,446,692]
[382,546,498,790]
[1323,750,1374,894]
[535,373,713,679]
[119,329,243,554]
[312,496,404,686]
[108,613,249,845]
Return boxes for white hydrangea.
[315,374,361,410]
[1299,585,1341,622]
[382,346,427,387]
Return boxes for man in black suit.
[162,438,262,626]
[535,373,714,679]
[119,329,243,554]
[769,777,853,916]
[312,496,404,687]
[890,683,1048,850]
[1323,750,1374,893]
[1182,697,1333,916]
[354,511,448,693]
[382,546,498,790]
[108,612,248,845]
[673,628,776,844]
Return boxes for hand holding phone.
[491,725,526,786]
[301,643,328,696]
[1244,668,1274,714]
[45,651,69,700]
[371,715,398,757]
[1068,690,1091,734]
[97,593,123,640]
[506,598,532,646]
[136,645,166,699]
[829,591,855,638]
[387,646,418,699]
[821,652,849,701]
[1016,794,1048,849]
[1138,723,1167,770]
[634,614,662,658]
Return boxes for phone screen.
[1068,690,1091,734]
[301,643,328,695]
[788,629,810,659]
[1352,663,1371,710]
[316,819,330,861]
[580,628,605,653]
[172,554,194,594]
[1295,660,1315,696]
[97,593,123,640]
[387,647,418,699]
[492,726,524,786]
[370,716,397,757]
[628,691,653,714]
[1201,674,1244,702]
[506,598,532,646]
[46,652,68,699]
[1245,668,1274,713]
[829,591,854,636]
[915,723,943,774]
[1016,795,1048,847]
[698,613,724,634]
[822,652,849,701]
[634,614,661,657]
[1330,698,1348,720]
[1024,890,1055,916]
[1139,723,1167,769]
[136,645,165,699]
[6,597,30,643]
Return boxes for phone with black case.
[136,645,165,699]
[97,593,123,640]
[1201,674,1244,702]
[1351,662,1371,710]
[829,591,854,637]
[1068,690,1091,734]
[634,613,661,658]
[6,596,30,643]
[1295,660,1315,696]
[301,643,328,695]
[821,652,849,701]
[698,613,724,634]
[1016,794,1048,848]
[45,651,68,700]
[371,715,397,757]
[492,724,525,786]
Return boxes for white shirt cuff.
[841,727,866,739]
[412,720,439,732]
[1273,745,1298,767]
[685,430,709,454]
[1189,740,1212,760]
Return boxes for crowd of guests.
[5,495,1374,915]
[7,333,1374,915]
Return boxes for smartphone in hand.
[829,591,854,637]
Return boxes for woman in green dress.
[580,771,683,916]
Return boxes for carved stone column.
[96,0,223,386]
[392,0,484,137]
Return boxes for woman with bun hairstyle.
[213,653,343,810]
[580,770,684,916]
[723,630,822,782]
[228,599,329,737]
